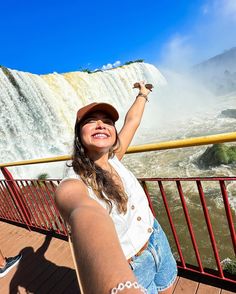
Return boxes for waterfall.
[0,63,166,178]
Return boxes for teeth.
[93,133,108,138]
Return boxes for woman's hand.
[133,81,153,97]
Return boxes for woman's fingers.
[133,81,145,89]
[133,82,140,89]
[145,84,153,91]
[133,82,154,91]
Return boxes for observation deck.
[0,221,234,293]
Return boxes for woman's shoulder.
[56,178,88,203]
[55,173,89,219]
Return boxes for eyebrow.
[85,114,113,121]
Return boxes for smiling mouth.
[92,133,110,138]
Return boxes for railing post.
[196,180,224,278]
[140,180,156,217]
[176,180,204,273]
[1,167,31,230]
[219,180,236,255]
[158,180,186,268]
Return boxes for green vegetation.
[78,59,144,73]
[37,173,49,180]
[81,68,92,73]
[222,258,236,275]
[197,143,236,168]
[124,59,144,65]
[220,109,236,119]
[36,173,49,187]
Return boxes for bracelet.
[136,93,149,102]
[110,281,147,293]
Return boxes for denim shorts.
[129,219,177,293]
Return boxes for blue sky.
[0,0,235,74]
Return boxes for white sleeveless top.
[64,156,154,259]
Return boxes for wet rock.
[220,109,236,119]
[197,143,236,168]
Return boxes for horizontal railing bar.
[0,155,70,168]
[128,132,236,153]
[138,177,236,181]
[0,131,236,167]
[1,176,236,182]
[177,265,236,283]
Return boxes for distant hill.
[192,47,236,95]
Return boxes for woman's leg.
[151,219,177,293]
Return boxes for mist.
[138,0,236,142]
[159,0,236,69]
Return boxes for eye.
[104,119,114,126]
[83,118,96,125]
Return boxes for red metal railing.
[139,176,236,285]
[0,172,67,237]
[0,169,235,285]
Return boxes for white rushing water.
[0,63,166,178]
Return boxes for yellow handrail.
[1,131,236,168]
[128,131,236,153]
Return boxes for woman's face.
[79,111,117,154]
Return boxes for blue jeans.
[129,219,177,293]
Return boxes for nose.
[96,120,106,129]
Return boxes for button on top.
[137,216,141,221]
[131,205,135,210]
[147,228,153,233]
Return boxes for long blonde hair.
[71,122,128,214]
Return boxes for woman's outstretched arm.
[116,81,152,160]
[55,180,144,294]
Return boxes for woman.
[55,81,177,294]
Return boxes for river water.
[123,92,236,269]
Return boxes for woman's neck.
[87,151,110,170]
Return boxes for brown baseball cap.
[76,102,119,123]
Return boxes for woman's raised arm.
[116,81,152,160]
